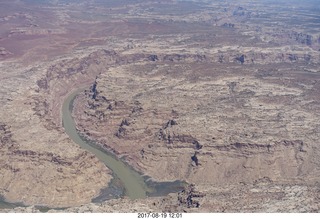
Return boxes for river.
[63,88,187,201]
[0,88,186,210]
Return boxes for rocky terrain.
[73,57,320,186]
[0,52,113,207]
[0,0,320,213]
[2,183,320,213]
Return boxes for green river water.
[0,88,186,210]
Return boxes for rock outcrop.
[72,56,320,192]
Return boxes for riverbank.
[63,88,187,202]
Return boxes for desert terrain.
[0,0,320,213]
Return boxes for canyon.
[0,0,320,213]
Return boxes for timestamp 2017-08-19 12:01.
[137,213,183,218]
